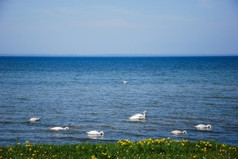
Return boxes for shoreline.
[1,138,237,158]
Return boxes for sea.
[0,56,237,146]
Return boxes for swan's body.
[86,130,104,136]
[50,127,69,131]
[171,130,187,135]
[29,117,40,122]
[129,111,147,121]
[195,124,212,130]
[123,80,128,84]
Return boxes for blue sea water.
[0,56,238,146]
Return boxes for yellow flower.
[91,155,98,159]
[102,152,107,156]
[193,155,197,158]
[8,147,13,152]
[201,147,207,152]
[20,153,24,156]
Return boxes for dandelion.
[201,147,207,152]
[102,152,107,156]
[193,155,197,158]
[20,153,24,156]
[8,147,13,152]
[25,140,31,147]
[91,155,98,159]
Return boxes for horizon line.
[0,53,237,58]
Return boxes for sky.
[0,0,238,56]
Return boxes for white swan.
[195,124,212,130]
[86,130,104,136]
[123,80,128,84]
[29,117,40,122]
[50,127,69,131]
[129,111,147,121]
[171,130,187,135]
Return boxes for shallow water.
[0,56,237,145]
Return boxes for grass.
[0,138,237,159]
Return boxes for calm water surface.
[0,56,237,145]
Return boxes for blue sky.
[0,0,238,56]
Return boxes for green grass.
[0,138,237,159]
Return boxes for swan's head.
[100,131,104,135]
[143,111,147,115]
[64,127,69,130]
[183,131,187,134]
[207,124,212,128]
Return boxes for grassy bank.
[0,138,237,159]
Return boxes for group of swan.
[29,118,70,131]
[29,114,211,138]
[171,124,212,135]
[129,111,211,135]
[29,117,103,137]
